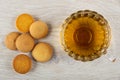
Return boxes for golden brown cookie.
[32,42,53,62]
[29,21,48,39]
[13,54,32,74]
[16,13,34,33]
[15,33,35,52]
[4,32,20,50]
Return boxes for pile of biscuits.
[4,13,53,74]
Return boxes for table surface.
[0,0,120,80]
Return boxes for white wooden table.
[0,0,120,80]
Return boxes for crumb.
[112,58,116,62]
[108,57,116,62]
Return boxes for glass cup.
[60,10,111,61]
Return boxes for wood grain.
[0,0,120,80]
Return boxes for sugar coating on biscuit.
[5,32,20,50]
[32,42,53,62]
[13,54,32,74]
[15,33,35,52]
[30,21,48,39]
[16,13,34,33]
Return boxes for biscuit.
[16,13,34,33]
[30,21,48,39]
[32,42,53,62]
[5,32,20,50]
[13,54,32,74]
[15,33,35,52]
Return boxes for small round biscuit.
[32,42,53,62]
[15,33,35,52]
[13,54,32,74]
[16,13,34,33]
[5,32,20,50]
[30,21,48,39]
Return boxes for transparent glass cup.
[60,10,111,61]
